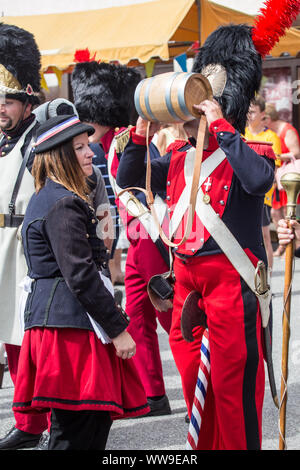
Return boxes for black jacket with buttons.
[22,178,129,338]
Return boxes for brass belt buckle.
[0,214,4,228]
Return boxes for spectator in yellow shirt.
[264,103,300,257]
[244,95,281,275]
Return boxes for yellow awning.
[3,0,196,71]
[201,0,300,57]
[2,0,300,72]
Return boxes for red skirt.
[12,327,150,420]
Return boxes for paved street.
[0,255,299,451]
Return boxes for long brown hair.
[32,140,90,202]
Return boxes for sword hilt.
[255,260,270,296]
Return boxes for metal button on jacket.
[203,194,211,204]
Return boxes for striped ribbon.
[35,116,80,146]
[186,328,210,450]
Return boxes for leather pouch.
[147,271,175,312]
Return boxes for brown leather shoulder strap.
[146,115,207,248]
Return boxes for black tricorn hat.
[0,23,41,104]
[71,61,141,128]
[34,115,95,154]
[193,24,262,135]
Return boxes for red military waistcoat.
[166,129,275,256]
[166,134,233,255]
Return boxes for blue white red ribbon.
[35,116,80,146]
[186,328,210,450]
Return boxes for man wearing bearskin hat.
[117,0,300,449]
[71,60,172,416]
[0,23,49,450]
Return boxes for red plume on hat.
[252,0,300,58]
[73,48,97,63]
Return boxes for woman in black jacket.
[12,115,149,450]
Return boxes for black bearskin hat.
[71,61,141,128]
[0,23,41,104]
[193,24,261,135]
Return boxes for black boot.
[146,395,171,417]
[34,432,50,450]
[0,426,42,450]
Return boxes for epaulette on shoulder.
[244,139,276,160]
[114,125,134,153]
[166,139,189,154]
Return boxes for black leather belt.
[1,133,35,230]
[0,214,24,228]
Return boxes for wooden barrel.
[134,72,213,123]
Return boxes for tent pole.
[196,0,201,44]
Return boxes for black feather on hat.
[193,24,262,135]
[0,23,41,104]
[71,62,141,128]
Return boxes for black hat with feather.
[193,23,261,135]
[0,23,41,105]
[193,0,300,134]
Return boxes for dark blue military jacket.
[22,178,129,338]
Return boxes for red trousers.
[169,250,265,450]
[5,344,49,434]
[125,221,172,397]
